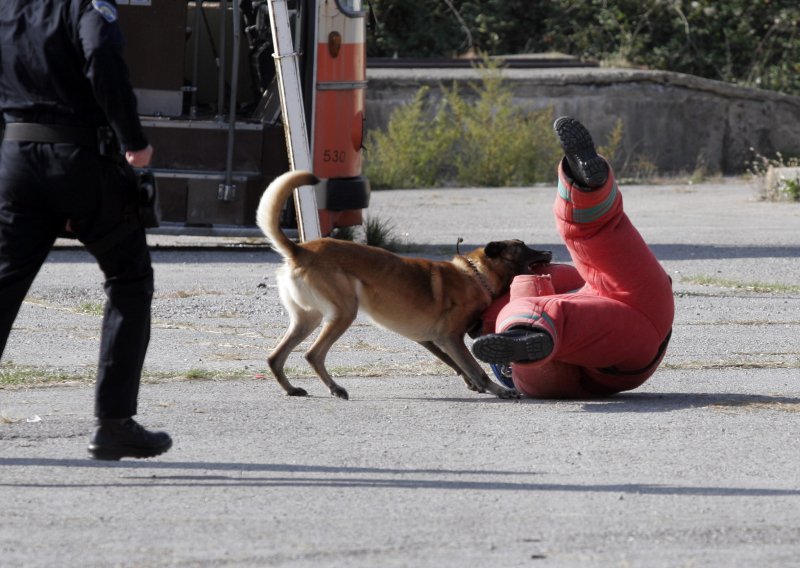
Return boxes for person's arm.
[77,1,149,154]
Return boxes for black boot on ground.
[472,327,554,365]
[553,116,609,189]
[88,418,172,461]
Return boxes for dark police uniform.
[0,0,152,420]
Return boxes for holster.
[136,170,161,229]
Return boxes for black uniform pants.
[0,140,153,419]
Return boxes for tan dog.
[257,170,552,400]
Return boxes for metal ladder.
[268,0,321,241]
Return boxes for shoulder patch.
[91,0,118,23]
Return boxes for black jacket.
[0,0,147,152]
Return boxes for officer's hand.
[126,144,154,168]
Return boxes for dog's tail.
[256,169,320,258]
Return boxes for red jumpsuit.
[481,161,674,398]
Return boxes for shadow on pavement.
[576,392,800,413]
[400,392,800,411]
[1,457,798,496]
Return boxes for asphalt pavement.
[1,177,799,567]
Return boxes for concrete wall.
[365,66,800,175]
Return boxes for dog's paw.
[286,387,308,397]
[331,386,349,400]
[496,388,521,400]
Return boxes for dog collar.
[463,257,496,299]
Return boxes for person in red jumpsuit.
[472,117,674,398]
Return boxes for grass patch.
[0,363,94,388]
[683,319,800,326]
[211,311,240,319]
[145,368,252,382]
[0,363,256,389]
[283,361,454,378]
[2,363,433,389]
[23,296,105,316]
[663,360,799,371]
[76,302,104,316]
[681,275,800,294]
[158,289,224,299]
[710,400,800,413]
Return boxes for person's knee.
[101,239,153,304]
[95,229,153,289]
[105,270,153,303]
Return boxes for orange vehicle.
[310,0,370,234]
[115,0,370,236]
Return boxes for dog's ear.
[484,241,507,258]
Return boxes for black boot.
[472,327,554,364]
[88,418,172,461]
[553,116,608,189]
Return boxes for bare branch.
[441,0,473,52]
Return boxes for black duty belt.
[2,122,120,159]
[2,122,99,146]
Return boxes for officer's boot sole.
[472,330,554,364]
[88,440,173,461]
[554,117,608,188]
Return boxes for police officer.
[0,0,172,460]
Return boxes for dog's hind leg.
[269,308,323,396]
[417,341,478,392]
[305,308,358,400]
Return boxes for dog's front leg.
[417,341,478,392]
[435,336,520,399]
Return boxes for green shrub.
[748,150,800,201]
[364,86,457,189]
[782,177,800,202]
[330,225,356,241]
[446,65,562,186]
[363,216,406,251]
[597,118,624,168]
[331,215,407,251]
[365,60,562,188]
